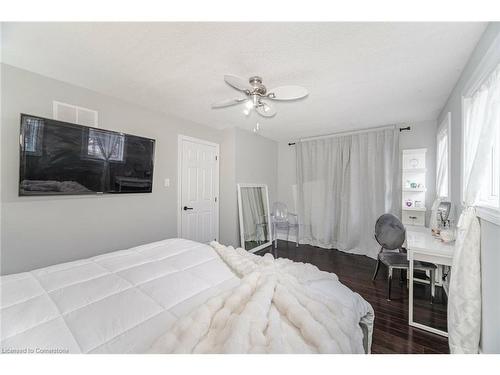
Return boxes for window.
[462,64,500,211]
[436,113,450,199]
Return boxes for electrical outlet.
[164,178,170,187]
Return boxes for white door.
[178,136,219,243]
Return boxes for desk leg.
[408,250,449,337]
[408,251,414,326]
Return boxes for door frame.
[177,134,220,241]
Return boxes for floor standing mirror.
[237,183,272,253]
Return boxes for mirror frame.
[237,183,272,253]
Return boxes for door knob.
[183,206,194,211]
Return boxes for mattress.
[0,238,239,354]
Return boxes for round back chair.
[373,213,437,302]
[374,213,406,251]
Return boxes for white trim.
[460,95,467,204]
[178,134,220,149]
[436,111,451,199]
[295,124,397,143]
[237,183,272,253]
[177,136,183,238]
[177,135,220,241]
[409,322,449,338]
[476,206,500,226]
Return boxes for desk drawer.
[403,210,425,226]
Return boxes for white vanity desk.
[406,225,455,337]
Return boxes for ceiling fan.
[212,75,308,118]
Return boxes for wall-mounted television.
[19,114,155,196]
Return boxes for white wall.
[0,24,3,272]
[0,64,224,274]
[480,220,500,353]
[437,22,500,354]
[218,127,279,247]
[235,127,278,205]
[218,128,238,246]
[276,120,437,226]
[277,141,297,212]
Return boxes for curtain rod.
[288,125,411,146]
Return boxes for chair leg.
[286,226,290,245]
[295,226,299,247]
[387,267,393,301]
[273,223,277,249]
[372,258,381,281]
[430,269,436,304]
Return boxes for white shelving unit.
[402,148,427,226]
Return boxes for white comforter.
[1,239,373,354]
[149,242,374,354]
[1,239,240,353]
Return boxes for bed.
[0,238,374,354]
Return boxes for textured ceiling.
[2,22,487,140]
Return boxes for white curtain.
[241,187,266,242]
[296,127,400,259]
[448,64,500,354]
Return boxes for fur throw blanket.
[149,243,374,354]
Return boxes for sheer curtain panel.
[448,64,500,354]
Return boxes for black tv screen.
[19,114,155,196]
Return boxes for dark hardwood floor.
[257,240,450,354]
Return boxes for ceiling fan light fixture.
[213,75,308,118]
[243,100,253,116]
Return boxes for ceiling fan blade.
[255,101,277,118]
[268,85,308,101]
[224,75,251,92]
[211,97,248,109]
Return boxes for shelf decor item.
[409,158,419,168]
